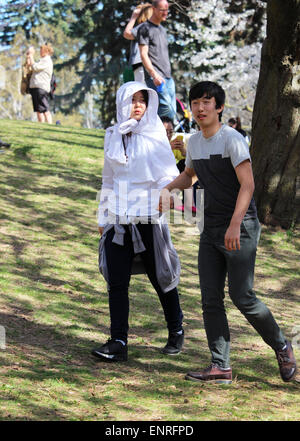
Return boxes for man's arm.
[159,167,197,212]
[224,159,255,251]
[139,44,164,86]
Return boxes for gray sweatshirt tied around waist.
[98,221,180,293]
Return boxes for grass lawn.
[0,119,299,421]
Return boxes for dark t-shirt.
[186,124,257,228]
[137,20,171,79]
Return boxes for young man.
[160,81,297,383]
[137,0,176,120]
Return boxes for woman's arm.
[97,155,114,234]
[29,56,50,72]
[26,46,35,66]
[123,7,140,40]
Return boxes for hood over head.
[104,81,175,169]
[116,81,159,129]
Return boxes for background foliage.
[0,0,267,128]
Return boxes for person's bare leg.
[37,112,45,122]
[45,111,52,124]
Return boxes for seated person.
[161,116,186,172]
[161,116,196,213]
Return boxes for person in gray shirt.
[159,81,297,384]
[137,0,177,121]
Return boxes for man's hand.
[98,226,104,236]
[224,159,255,252]
[224,223,241,251]
[153,73,165,87]
[158,188,174,212]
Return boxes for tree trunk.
[251,0,300,229]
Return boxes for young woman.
[123,3,153,83]
[92,81,184,362]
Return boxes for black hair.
[160,116,174,126]
[140,89,149,107]
[189,81,225,121]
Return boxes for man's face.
[153,0,169,22]
[191,95,223,128]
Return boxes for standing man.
[159,81,297,384]
[137,0,176,121]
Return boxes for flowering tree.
[0,1,267,128]
[184,0,267,129]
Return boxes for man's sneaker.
[91,339,128,362]
[275,340,297,382]
[161,330,184,355]
[185,364,232,384]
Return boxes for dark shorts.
[29,88,50,113]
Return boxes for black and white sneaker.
[91,339,128,362]
[161,329,184,355]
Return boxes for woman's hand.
[131,7,141,20]
[170,137,185,155]
[98,226,104,236]
[26,46,35,56]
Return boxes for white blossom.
[184,0,267,129]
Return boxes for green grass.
[0,119,299,421]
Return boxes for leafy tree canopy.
[0,0,267,126]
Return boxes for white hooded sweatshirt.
[98,81,179,226]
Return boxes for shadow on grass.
[13,145,36,158]
[1,123,299,420]
[21,124,105,140]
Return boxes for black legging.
[103,223,183,343]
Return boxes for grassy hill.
[0,119,299,421]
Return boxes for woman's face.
[40,47,48,57]
[130,91,147,121]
